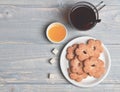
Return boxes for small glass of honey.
[46,22,67,43]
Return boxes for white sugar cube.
[52,48,58,55]
[49,58,55,64]
[48,73,56,79]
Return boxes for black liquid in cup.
[69,2,100,31]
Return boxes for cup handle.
[96,19,101,23]
[90,19,101,24]
[96,1,106,11]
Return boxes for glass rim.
[68,1,99,31]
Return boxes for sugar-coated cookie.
[84,57,105,78]
[87,39,103,57]
[66,39,105,82]
[69,73,88,82]
[70,57,84,75]
[75,43,91,61]
[66,44,78,60]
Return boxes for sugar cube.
[49,58,55,64]
[52,48,58,55]
[48,73,55,79]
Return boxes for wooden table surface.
[0,0,120,91]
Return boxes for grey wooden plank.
[0,0,60,7]
[0,5,119,44]
[0,0,119,6]
[0,1,119,92]
[61,0,120,6]
[0,44,119,84]
[0,84,120,92]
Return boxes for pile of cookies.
[66,39,106,82]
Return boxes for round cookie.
[69,72,88,82]
[70,57,84,75]
[84,57,105,78]
[75,43,91,61]
[66,44,78,60]
[87,39,103,57]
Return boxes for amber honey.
[47,23,67,43]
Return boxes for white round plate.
[60,36,111,87]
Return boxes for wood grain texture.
[0,5,119,44]
[0,0,120,91]
[0,44,119,84]
[0,84,120,92]
[0,0,120,5]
